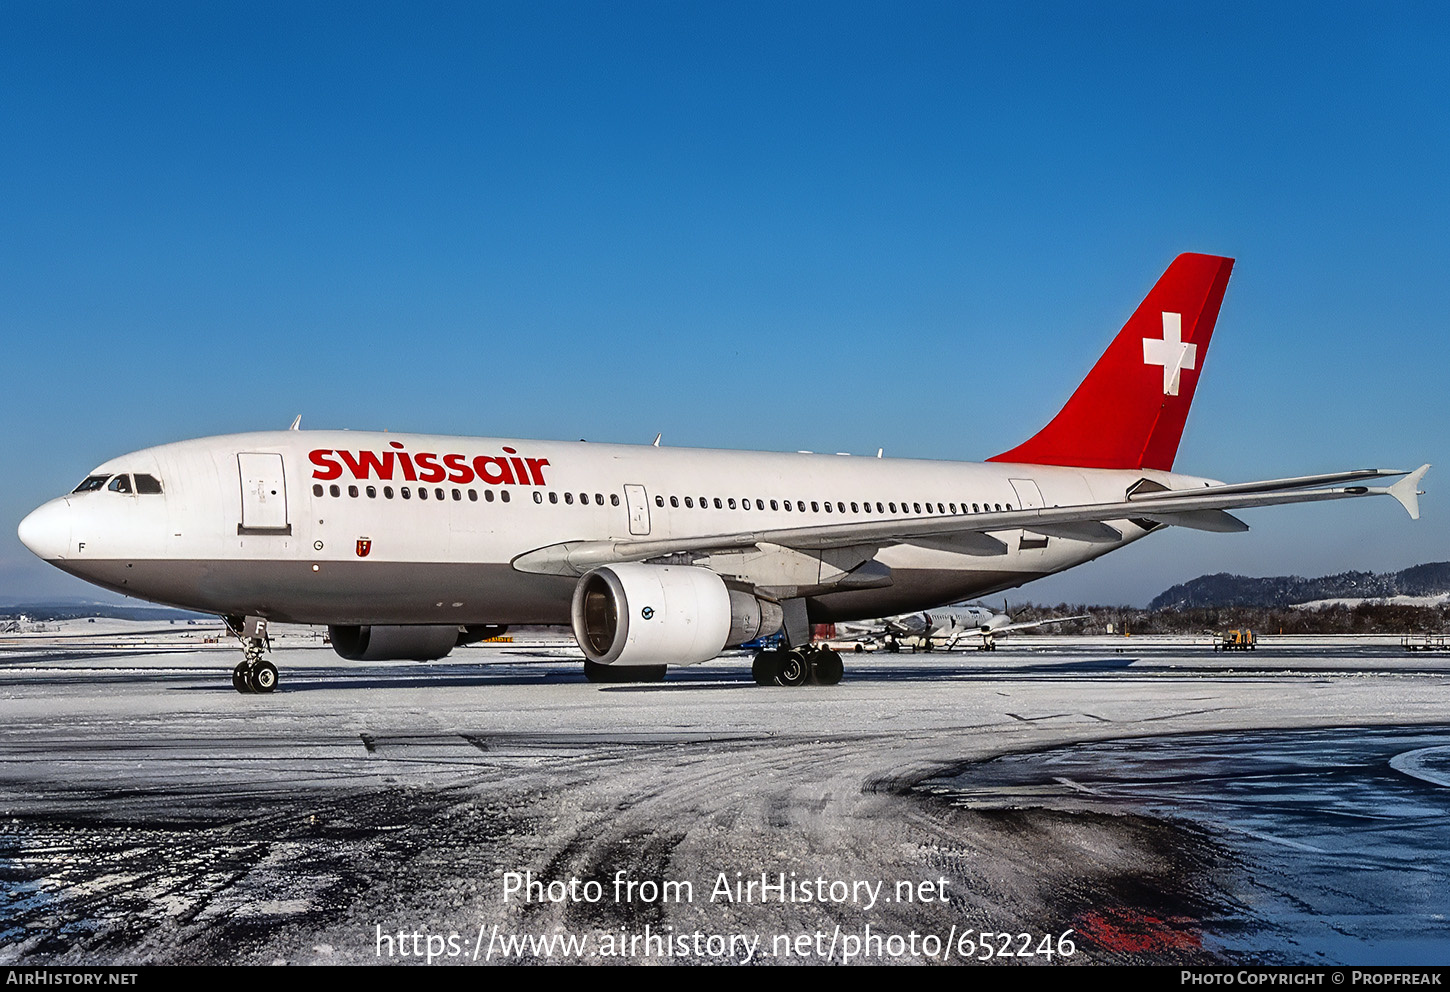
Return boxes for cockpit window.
[135,474,163,494]
[107,474,133,494]
[72,475,110,493]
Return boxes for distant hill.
[1149,562,1450,610]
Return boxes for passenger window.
[797,501,805,512]
[888,502,896,513]
[402,487,412,499]
[348,485,358,498]
[565,492,574,505]
[783,501,791,511]
[837,502,845,513]
[741,498,750,511]
[419,487,429,500]
[824,502,832,513]
[610,494,619,506]
[436,488,445,500]
[811,501,819,512]
[771,500,779,511]
[579,493,587,505]
[135,474,163,494]
[72,475,111,493]
[367,486,377,498]
[313,484,324,497]
[486,490,495,502]
[549,492,559,504]
[684,497,694,508]
[756,499,764,510]
[468,490,477,502]
[728,498,736,509]
[452,489,461,501]
[500,490,510,503]
[654,495,663,507]
[108,475,133,494]
[670,496,679,508]
[384,486,394,499]
[533,492,542,503]
[950,503,957,513]
[913,502,921,514]
[713,498,722,509]
[329,484,340,498]
[595,493,603,505]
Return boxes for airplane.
[835,603,1090,652]
[16,253,1429,693]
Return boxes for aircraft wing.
[990,614,1092,634]
[512,464,1429,575]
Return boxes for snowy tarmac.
[1,625,1448,965]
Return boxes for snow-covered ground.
[1,631,1447,965]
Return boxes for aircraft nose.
[18,499,71,561]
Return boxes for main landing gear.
[225,615,279,694]
[751,646,844,687]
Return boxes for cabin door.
[624,484,651,536]
[238,452,291,533]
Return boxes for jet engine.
[328,624,465,661]
[571,563,783,667]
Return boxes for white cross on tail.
[1142,311,1197,396]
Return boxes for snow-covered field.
[1,626,1447,965]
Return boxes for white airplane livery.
[17,254,1429,693]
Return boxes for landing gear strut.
[751,646,844,687]
[225,616,279,694]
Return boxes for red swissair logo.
[309,441,551,487]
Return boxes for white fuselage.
[19,430,1203,626]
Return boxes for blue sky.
[2,2,1446,607]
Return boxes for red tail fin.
[988,252,1234,472]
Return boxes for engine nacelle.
[328,624,462,661]
[571,564,782,667]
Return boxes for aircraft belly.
[54,559,574,626]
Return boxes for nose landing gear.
[225,616,280,694]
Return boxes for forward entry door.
[238,452,291,533]
[624,484,650,536]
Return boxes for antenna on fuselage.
[288,415,301,431]
[653,433,662,447]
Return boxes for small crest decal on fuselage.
[356,538,372,558]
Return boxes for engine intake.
[571,564,782,667]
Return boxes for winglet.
[1388,464,1430,520]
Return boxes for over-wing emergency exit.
[17,254,1428,692]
